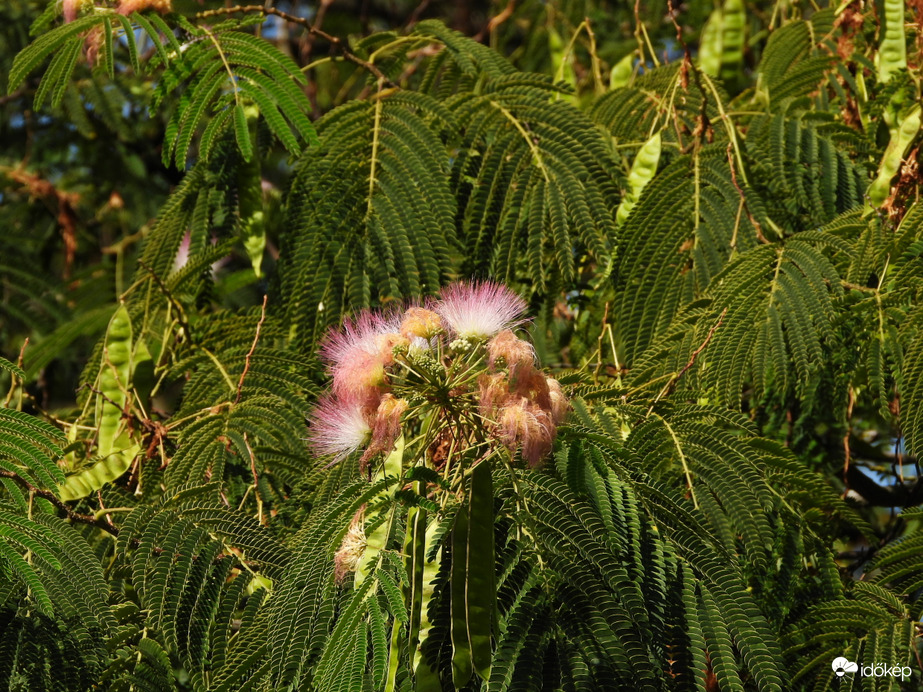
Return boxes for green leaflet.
[59,304,141,502]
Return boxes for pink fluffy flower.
[320,311,400,368]
[497,399,555,467]
[361,394,408,469]
[546,377,568,424]
[488,329,535,378]
[436,281,527,340]
[308,394,371,463]
[319,311,403,403]
[117,0,172,14]
[400,307,443,339]
[63,0,82,22]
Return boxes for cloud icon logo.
[831,657,859,677]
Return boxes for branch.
[235,295,267,404]
[0,469,120,536]
[194,5,398,87]
[648,308,726,411]
[842,465,923,508]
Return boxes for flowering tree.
[4,0,923,690]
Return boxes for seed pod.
[878,0,907,84]
[609,52,635,90]
[450,504,472,687]
[719,0,746,84]
[616,131,662,226]
[355,434,404,586]
[412,518,443,688]
[465,460,495,681]
[237,108,265,277]
[59,303,141,501]
[698,8,723,77]
[548,25,577,98]
[867,105,920,209]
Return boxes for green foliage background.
[3,0,923,689]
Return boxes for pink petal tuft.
[436,281,527,340]
[308,394,371,462]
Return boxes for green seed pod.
[237,106,265,277]
[616,131,662,226]
[878,0,907,84]
[450,504,472,688]
[59,303,140,501]
[465,460,495,681]
[866,104,920,210]
[548,25,578,101]
[412,518,443,688]
[355,435,404,586]
[719,0,746,84]
[698,8,723,77]
[609,52,634,90]
[403,503,426,655]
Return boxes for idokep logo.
[831,656,912,681]
[831,657,858,677]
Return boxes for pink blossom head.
[361,394,408,469]
[320,310,402,402]
[478,373,510,416]
[436,281,527,340]
[488,329,535,377]
[497,399,554,467]
[308,394,371,463]
[117,0,172,14]
[63,0,82,22]
[320,311,397,368]
[374,332,409,367]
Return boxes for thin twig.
[648,308,726,412]
[3,338,28,408]
[300,0,334,64]
[0,469,120,536]
[235,295,268,404]
[243,432,264,525]
[137,260,194,345]
[195,5,398,87]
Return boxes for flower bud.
[400,307,443,339]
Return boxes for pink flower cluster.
[307,281,567,469]
[63,0,172,23]
[480,331,568,466]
